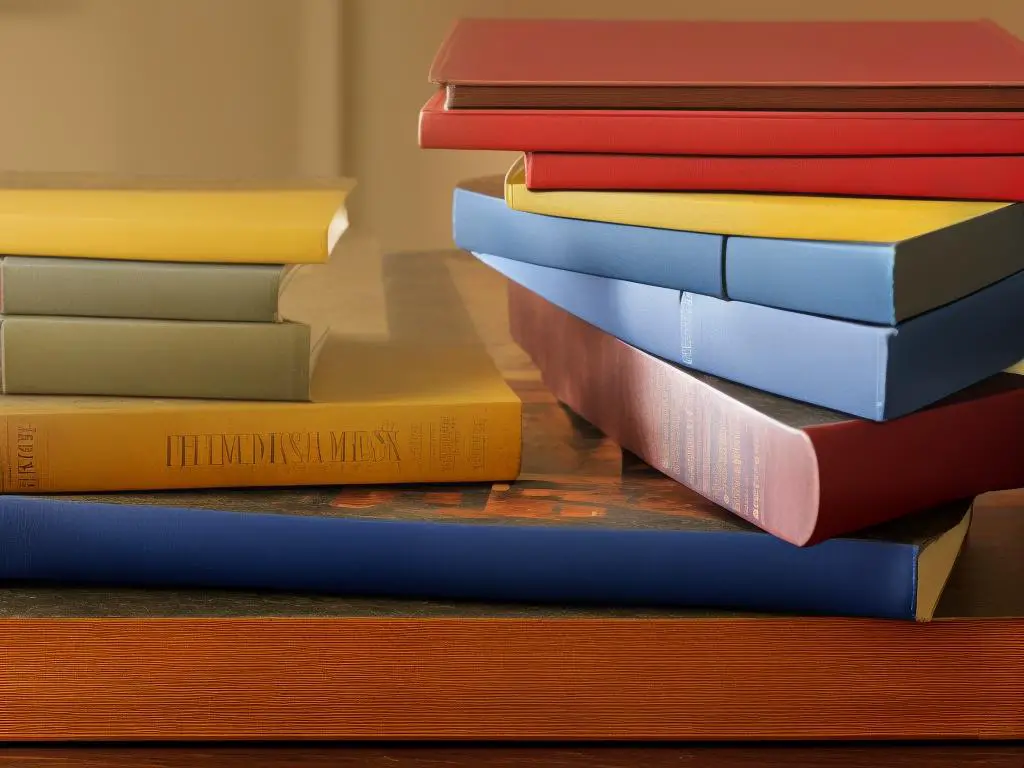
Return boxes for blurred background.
[3,0,1023,252]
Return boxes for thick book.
[0,494,1020,741]
[0,243,523,493]
[0,256,291,322]
[0,420,973,620]
[478,252,1024,421]
[457,176,1024,325]
[506,281,1024,546]
[525,152,1024,202]
[419,90,1024,156]
[430,19,1024,110]
[0,315,316,401]
[0,173,353,264]
[504,157,1024,244]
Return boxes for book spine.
[524,152,1024,201]
[0,257,284,322]
[453,187,725,297]
[477,253,890,420]
[507,280,821,546]
[0,494,921,619]
[0,401,522,492]
[724,238,899,325]
[419,92,1024,155]
[0,316,311,400]
[0,187,350,264]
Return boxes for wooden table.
[1,743,1023,766]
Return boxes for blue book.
[456,178,1024,325]
[0,437,972,622]
[477,252,1024,420]
[453,177,724,297]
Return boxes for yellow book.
[0,237,523,493]
[0,172,355,264]
[503,156,1013,243]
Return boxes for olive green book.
[0,256,293,322]
[0,315,317,401]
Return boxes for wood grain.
[0,615,1021,741]
[1,744,1024,767]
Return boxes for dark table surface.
[2,743,1024,766]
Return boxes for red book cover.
[524,152,1024,201]
[509,281,1024,547]
[430,18,1024,109]
[418,91,1024,157]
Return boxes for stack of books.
[421,20,1024,587]
[0,174,523,495]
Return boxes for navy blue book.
[475,252,1024,420]
[455,177,1024,325]
[0,400,972,621]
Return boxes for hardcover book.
[506,281,1024,546]
[477,252,1024,420]
[0,172,353,264]
[0,402,972,621]
[457,175,1024,324]
[430,18,1024,110]
[0,315,318,401]
[0,256,292,322]
[419,89,1024,156]
[524,152,1024,202]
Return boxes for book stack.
[0,176,351,403]
[420,22,1024,570]
[0,174,523,494]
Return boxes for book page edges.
[915,504,973,621]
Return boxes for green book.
[0,256,291,322]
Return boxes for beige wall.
[3,0,1024,251]
[0,0,340,178]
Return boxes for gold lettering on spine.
[751,432,762,521]
[165,426,402,468]
[14,424,38,489]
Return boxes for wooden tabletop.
[2,743,1024,766]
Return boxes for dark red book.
[524,152,1024,201]
[430,18,1024,110]
[508,281,1024,547]
[418,91,1024,157]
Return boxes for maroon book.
[508,282,1024,546]
[431,18,1024,110]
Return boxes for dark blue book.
[455,178,1024,325]
[476,252,1024,420]
[0,402,972,622]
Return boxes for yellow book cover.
[0,237,523,492]
[0,172,355,264]
[503,156,1013,243]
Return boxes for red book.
[430,18,1024,110]
[418,91,1024,157]
[509,281,1024,547]
[524,152,1024,201]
